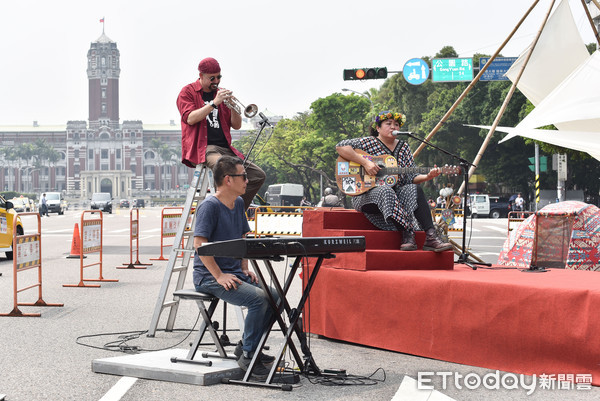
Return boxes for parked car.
[0,194,24,259]
[247,194,273,220]
[90,192,113,213]
[469,194,510,219]
[119,199,130,208]
[132,199,145,208]
[10,197,33,212]
[38,192,65,215]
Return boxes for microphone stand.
[394,131,491,270]
[243,112,272,169]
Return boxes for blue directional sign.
[432,58,473,82]
[403,58,429,85]
[479,57,518,81]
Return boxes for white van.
[265,183,304,207]
[39,192,65,215]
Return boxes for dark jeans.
[205,145,266,210]
[195,274,279,355]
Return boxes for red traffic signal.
[343,67,387,81]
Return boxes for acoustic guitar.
[335,149,461,196]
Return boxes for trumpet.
[218,88,258,118]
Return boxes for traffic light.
[528,156,548,172]
[343,67,388,81]
[540,156,547,172]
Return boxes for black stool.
[170,289,234,366]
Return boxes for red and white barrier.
[63,210,118,288]
[150,207,184,261]
[0,212,63,317]
[118,208,152,269]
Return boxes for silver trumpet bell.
[219,88,258,118]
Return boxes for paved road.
[0,209,597,400]
[448,216,514,265]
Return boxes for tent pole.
[580,0,600,47]
[412,0,541,159]
[456,0,558,196]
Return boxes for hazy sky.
[0,0,595,126]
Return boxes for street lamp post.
[342,88,374,109]
[19,166,39,193]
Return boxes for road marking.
[99,376,137,401]
[392,376,455,401]
[485,225,509,234]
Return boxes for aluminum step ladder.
[147,164,213,337]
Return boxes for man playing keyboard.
[193,155,278,380]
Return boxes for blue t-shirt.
[193,195,250,285]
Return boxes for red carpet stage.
[303,209,600,385]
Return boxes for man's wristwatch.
[208,100,218,109]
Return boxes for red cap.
[198,57,221,74]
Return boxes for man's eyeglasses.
[209,75,223,82]
[227,173,247,180]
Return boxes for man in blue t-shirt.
[193,155,276,379]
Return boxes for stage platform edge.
[92,348,243,386]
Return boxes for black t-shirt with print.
[201,91,229,148]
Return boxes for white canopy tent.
[472,0,600,161]
[503,0,590,107]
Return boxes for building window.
[101,164,109,171]
[101,149,109,159]
[89,149,94,159]
[102,88,106,99]
[116,149,121,159]
[74,149,79,159]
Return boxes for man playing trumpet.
[177,57,266,210]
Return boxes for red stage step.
[303,209,454,271]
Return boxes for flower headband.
[375,111,406,127]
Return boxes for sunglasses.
[209,75,223,82]
[227,173,247,180]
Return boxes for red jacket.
[177,80,244,167]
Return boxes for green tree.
[150,138,177,198]
[236,43,599,204]
[235,93,370,203]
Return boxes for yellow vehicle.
[0,194,24,260]
[10,197,33,213]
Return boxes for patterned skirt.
[351,184,420,231]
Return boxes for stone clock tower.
[87,30,120,130]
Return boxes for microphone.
[259,112,272,126]
[392,131,412,136]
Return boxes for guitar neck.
[381,166,431,175]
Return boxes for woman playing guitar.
[336,110,451,252]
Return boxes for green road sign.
[432,58,473,82]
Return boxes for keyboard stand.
[224,253,333,391]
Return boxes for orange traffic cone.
[66,223,86,259]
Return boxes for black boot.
[423,228,452,252]
[401,230,417,251]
